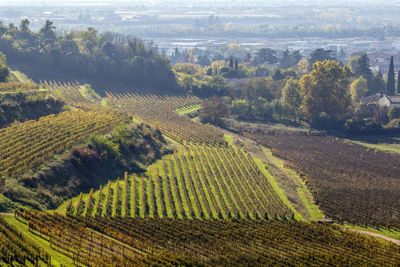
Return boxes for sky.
[0,0,396,6]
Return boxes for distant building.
[360,93,400,108]
[359,93,382,105]
[378,94,400,108]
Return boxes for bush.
[388,106,400,121]
[386,118,400,129]
[88,135,121,160]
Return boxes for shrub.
[388,106,400,121]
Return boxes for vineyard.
[0,109,131,178]
[62,144,293,220]
[106,91,225,145]
[244,132,400,229]
[3,74,400,266]
[0,82,39,93]
[41,80,88,103]
[8,209,400,266]
[0,215,50,266]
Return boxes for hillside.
[2,22,400,266]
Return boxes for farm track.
[347,229,400,246]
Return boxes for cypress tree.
[229,57,234,69]
[397,69,400,94]
[387,56,396,95]
[234,60,238,73]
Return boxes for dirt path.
[0,213,13,216]
[346,229,400,245]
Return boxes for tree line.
[185,46,399,134]
[0,20,177,92]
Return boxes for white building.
[378,95,400,108]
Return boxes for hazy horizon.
[0,0,398,7]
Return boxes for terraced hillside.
[107,91,225,145]
[0,109,130,178]
[8,210,400,266]
[61,145,294,220]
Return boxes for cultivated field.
[0,109,130,178]
[107,91,225,145]
[10,209,400,266]
[245,131,400,229]
[62,145,293,220]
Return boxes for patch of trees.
[0,20,177,93]
[0,91,64,128]
[174,46,396,134]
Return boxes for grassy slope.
[262,147,325,221]
[342,223,400,241]
[350,138,400,154]
[174,103,202,115]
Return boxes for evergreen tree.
[229,57,234,69]
[279,49,291,69]
[358,54,373,79]
[309,48,335,68]
[397,69,400,94]
[234,60,238,73]
[387,56,396,95]
[253,48,277,66]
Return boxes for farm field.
[2,75,400,265]
[244,131,400,229]
[107,91,225,145]
[4,209,399,267]
[0,108,130,178]
[59,144,295,220]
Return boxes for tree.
[229,57,234,69]
[200,95,229,126]
[389,106,400,121]
[244,52,252,62]
[206,75,228,95]
[19,19,30,32]
[349,54,372,80]
[253,48,277,66]
[281,79,302,123]
[241,78,276,101]
[387,56,396,95]
[397,69,400,94]
[279,49,301,69]
[197,55,211,66]
[39,20,56,45]
[309,48,335,67]
[296,59,309,76]
[368,71,386,95]
[300,60,352,122]
[350,76,368,102]
[0,53,9,82]
[230,99,250,119]
[279,49,291,69]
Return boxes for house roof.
[387,95,400,103]
[360,93,382,104]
